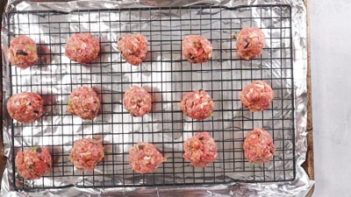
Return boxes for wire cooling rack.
[5,4,295,190]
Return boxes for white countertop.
[310,0,351,196]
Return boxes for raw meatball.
[243,128,275,163]
[8,35,38,69]
[65,33,100,64]
[15,147,52,180]
[183,132,217,167]
[7,92,45,123]
[70,138,104,171]
[236,27,265,60]
[128,143,165,174]
[123,86,152,117]
[240,80,274,112]
[180,90,214,120]
[117,34,149,65]
[182,35,212,63]
[67,86,101,120]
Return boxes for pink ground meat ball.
[128,143,166,174]
[65,33,100,64]
[183,132,217,167]
[117,34,149,65]
[236,27,265,60]
[7,92,45,123]
[15,147,52,180]
[70,138,104,171]
[8,35,38,69]
[240,80,274,112]
[182,35,213,63]
[243,128,275,163]
[180,90,214,120]
[67,86,101,120]
[123,86,152,117]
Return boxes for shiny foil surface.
[1,0,313,196]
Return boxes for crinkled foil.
[1,0,314,196]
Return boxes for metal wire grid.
[6,5,295,190]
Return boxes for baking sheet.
[1,0,314,196]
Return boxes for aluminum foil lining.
[1,0,314,196]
